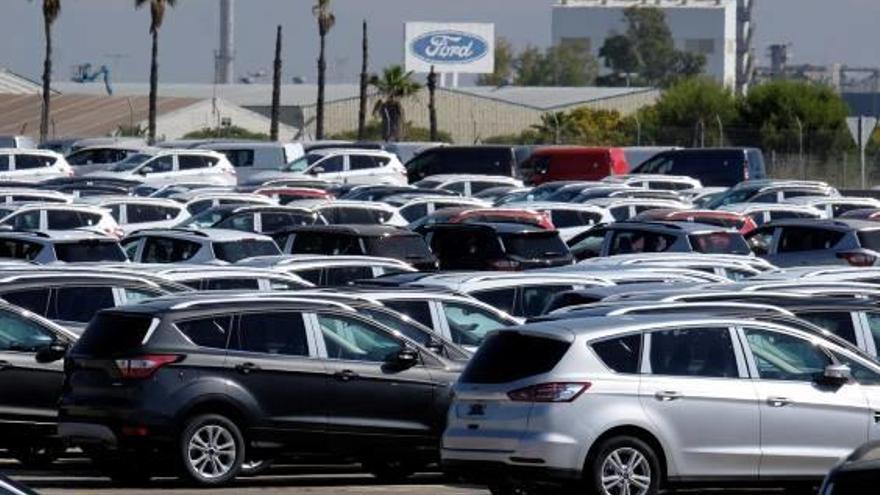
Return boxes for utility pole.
[270,25,283,141]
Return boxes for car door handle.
[654,391,683,402]
[0,360,11,371]
[234,362,260,374]
[334,369,359,382]
[767,397,791,408]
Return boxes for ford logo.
[410,31,489,65]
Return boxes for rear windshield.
[212,240,280,263]
[365,235,432,260]
[689,233,751,255]
[858,230,880,250]
[55,241,128,262]
[74,313,155,357]
[501,233,569,258]
[461,331,571,384]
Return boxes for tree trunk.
[357,20,368,141]
[40,15,52,144]
[148,30,159,145]
[428,66,438,142]
[270,25,283,141]
[389,103,403,142]
[316,30,326,140]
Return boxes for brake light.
[837,251,877,267]
[508,382,591,403]
[115,354,182,380]
[537,212,555,230]
[490,259,521,271]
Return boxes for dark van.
[631,148,766,187]
[521,146,629,185]
[405,146,520,183]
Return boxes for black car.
[276,224,438,271]
[405,146,521,183]
[632,147,767,187]
[821,441,880,494]
[59,295,461,486]
[422,222,573,271]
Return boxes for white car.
[603,174,703,191]
[0,188,71,204]
[0,149,73,182]
[77,196,189,235]
[525,201,615,241]
[0,204,123,238]
[245,149,407,186]
[387,195,489,224]
[303,200,408,227]
[65,144,144,176]
[783,196,880,218]
[414,174,524,197]
[86,149,236,187]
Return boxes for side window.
[10,211,41,230]
[751,192,779,203]
[142,237,201,263]
[218,150,254,168]
[177,316,233,350]
[2,289,51,316]
[0,239,42,260]
[649,327,739,378]
[609,230,675,255]
[143,155,173,174]
[262,213,307,232]
[551,210,599,228]
[49,287,115,323]
[47,210,90,230]
[743,328,832,381]
[471,288,517,315]
[106,204,122,222]
[592,334,642,374]
[179,155,216,170]
[232,312,309,357]
[443,302,509,347]
[15,154,54,170]
[521,285,575,318]
[324,266,373,286]
[797,312,858,345]
[746,227,776,256]
[0,310,56,352]
[121,238,140,261]
[0,155,10,171]
[444,182,467,194]
[829,351,880,386]
[349,155,378,170]
[317,314,403,363]
[124,288,160,302]
[865,313,880,357]
[610,206,631,221]
[381,300,434,328]
[128,204,178,223]
[204,278,260,290]
[295,269,321,285]
[777,227,844,253]
[314,156,344,173]
[216,214,255,232]
[400,203,429,223]
[470,182,501,194]
[569,229,606,259]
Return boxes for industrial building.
[552,0,755,92]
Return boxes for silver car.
[443,315,880,494]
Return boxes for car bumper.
[442,429,584,476]
[442,459,581,485]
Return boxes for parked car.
[59,295,462,485]
[0,149,73,182]
[87,149,237,187]
[443,314,880,494]
[0,231,128,264]
[195,141,305,185]
[633,208,758,234]
[519,146,629,185]
[249,149,406,186]
[719,202,826,227]
[631,147,767,187]
[304,200,407,227]
[406,146,521,183]
[65,144,143,176]
[820,441,880,494]
[603,174,702,191]
[747,218,880,267]
[78,196,188,235]
[706,180,838,209]
[392,196,489,224]
[0,203,123,238]
[423,222,573,271]
[122,228,281,265]
[414,175,524,197]
[237,255,416,286]
[524,202,615,241]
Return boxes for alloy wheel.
[187,424,237,480]
[599,447,652,495]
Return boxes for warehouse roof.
[447,86,657,110]
[0,68,50,95]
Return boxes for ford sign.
[410,31,489,65]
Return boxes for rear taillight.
[508,382,591,403]
[490,259,521,271]
[537,212,555,230]
[115,354,182,380]
[837,251,877,267]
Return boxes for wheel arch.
[585,425,669,487]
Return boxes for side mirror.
[426,340,445,356]
[308,166,325,175]
[35,343,68,364]
[391,348,419,368]
[818,364,852,386]
[138,166,154,175]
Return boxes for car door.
[0,309,67,443]
[639,326,761,478]
[738,326,870,477]
[223,311,327,449]
[310,311,437,452]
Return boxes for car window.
[121,238,140,260]
[470,182,504,194]
[313,155,344,173]
[178,155,218,170]
[0,155,10,172]
[49,286,115,323]
[501,233,568,258]
[471,288,517,315]
[746,226,776,256]
[797,312,858,345]
[291,233,362,256]
[0,239,42,260]
[0,310,56,352]
[176,316,233,350]
[610,206,631,221]
[569,229,606,259]
[752,192,779,203]
[212,240,280,263]
[743,327,832,381]
[142,237,201,263]
[127,204,179,223]
[381,300,434,328]
[349,155,379,170]
[649,327,739,378]
[295,269,321,285]
[2,289,51,316]
[400,203,429,223]
[443,301,509,347]
[204,278,260,291]
[609,230,676,255]
[215,214,256,232]
[123,288,160,302]
[47,210,101,230]
[551,210,600,228]
[9,211,41,230]
[15,154,55,170]
[777,227,845,253]
[55,241,128,262]
[232,312,309,357]
[863,313,880,357]
[829,351,880,385]
[317,313,403,363]
[521,285,575,318]
[444,182,467,194]
[592,334,642,374]
[142,155,174,174]
[218,149,254,168]
[320,207,390,225]
[323,266,373,286]
[261,213,313,232]
[689,233,752,255]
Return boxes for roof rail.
[607,302,795,317]
[170,296,353,311]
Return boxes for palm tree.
[135,0,177,145]
[34,0,61,145]
[370,66,421,142]
[532,111,580,144]
[313,0,335,140]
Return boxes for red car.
[412,207,555,231]
[520,146,629,185]
[255,187,334,205]
[633,208,758,234]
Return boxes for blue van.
[632,147,766,187]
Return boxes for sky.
[1,0,878,85]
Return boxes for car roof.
[125,228,274,242]
[0,230,116,242]
[423,221,550,234]
[761,218,880,231]
[605,220,735,234]
[278,224,414,237]
[236,254,414,269]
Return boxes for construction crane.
[71,63,113,95]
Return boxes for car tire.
[587,436,661,495]
[9,445,64,469]
[362,458,418,483]
[178,414,245,486]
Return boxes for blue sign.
[410,31,489,65]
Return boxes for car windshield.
[177,209,229,229]
[705,186,760,209]
[284,153,324,173]
[501,232,569,258]
[110,153,154,172]
[689,232,752,255]
[365,235,432,260]
[212,239,281,263]
[55,241,128,262]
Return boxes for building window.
[684,38,716,56]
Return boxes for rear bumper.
[442,459,581,485]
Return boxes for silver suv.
[443,315,880,494]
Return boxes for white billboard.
[404,22,495,74]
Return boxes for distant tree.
[513,42,598,87]
[135,0,177,145]
[513,45,545,86]
[33,0,61,144]
[313,0,335,139]
[330,121,451,143]
[477,38,515,86]
[531,111,581,144]
[370,66,421,142]
[184,126,269,140]
[569,107,629,145]
[652,77,737,146]
[599,33,639,83]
